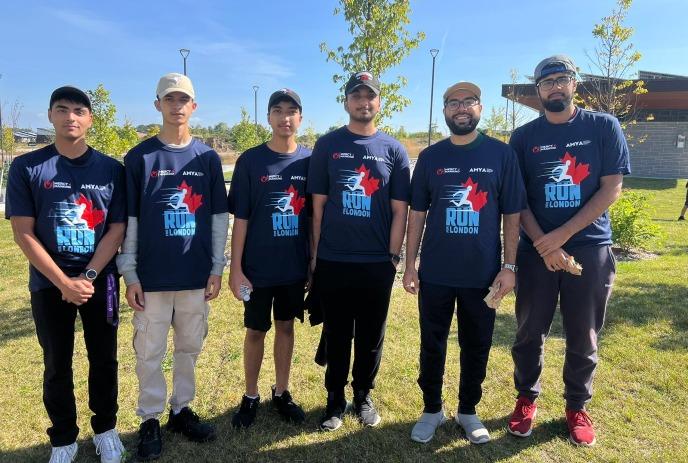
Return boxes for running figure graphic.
[275,192,295,215]
[168,188,190,212]
[450,186,474,211]
[550,160,573,184]
[346,171,367,194]
[62,203,88,227]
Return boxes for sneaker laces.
[94,429,124,457]
[569,410,594,428]
[239,396,259,413]
[515,398,535,419]
[49,444,76,463]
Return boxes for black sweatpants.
[314,259,396,393]
[30,276,119,446]
[417,282,495,415]
[512,244,615,410]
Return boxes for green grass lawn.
[0,178,686,462]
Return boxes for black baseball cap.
[49,86,92,111]
[268,88,302,112]
[533,55,577,83]
[345,71,381,95]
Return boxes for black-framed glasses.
[537,75,574,91]
[444,98,480,110]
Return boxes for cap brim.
[158,87,195,99]
[347,83,380,95]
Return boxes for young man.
[507,55,630,446]
[6,86,126,463]
[228,88,310,428]
[117,73,229,460]
[308,72,410,431]
[403,82,526,444]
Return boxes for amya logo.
[81,184,108,191]
[566,140,592,148]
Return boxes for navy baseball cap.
[345,71,381,95]
[49,86,92,111]
[534,55,577,83]
[268,88,302,111]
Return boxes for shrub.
[609,189,663,252]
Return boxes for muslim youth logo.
[53,193,105,253]
[270,185,306,237]
[161,181,203,237]
[339,164,380,218]
[541,152,590,208]
[443,177,488,235]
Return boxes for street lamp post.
[252,85,259,133]
[428,49,439,147]
[179,49,190,75]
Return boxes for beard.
[349,111,376,124]
[445,113,480,136]
[540,93,573,112]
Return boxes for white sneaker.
[411,409,448,443]
[49,442,77,463]
[93,428,125,463]
[456,413,490,444]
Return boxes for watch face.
[85,269,98,280]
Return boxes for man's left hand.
[534,227,571,257]
[491,269,516,300]
[205,275,222,301]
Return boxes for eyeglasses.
[537,75,574,91]
[444,98,480,110]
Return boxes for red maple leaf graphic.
[179,181,203,214]
[461,177,488,212]
[561,152,590,185]
[75,193,105,230]
[286,185,306,216]
[355,164,380,197]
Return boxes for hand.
[59,277,95,305]
[402,267,420,295]
[542,248,571,272]
[125,283,146,311]
[490,269,516,299]
[205,274,222,301]
[229,268,253,301]
[533,227,571,257]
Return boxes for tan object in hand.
[565,255,583,276]
[484,282,502,310]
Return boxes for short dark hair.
[49,86,92,111]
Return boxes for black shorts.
[243,281,306,332]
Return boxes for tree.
[481,106,509,142]
[145,124,161,139]
[229,107,271,154]
[580,0,646,122]
[504,69,532,132]
[296,125,318,149]
[320,0,425,125]
[86,84,139,157]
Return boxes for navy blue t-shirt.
[307,126,411,263]
[124,137,228,292]
[5,145,126,292]
[510,108,631,249]
[228,143,311,287]
[411,134,527,288]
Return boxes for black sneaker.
[354,390,381,427]
[319,391,347,431]
[679,216,685,221]
[137,418,162,461]
[232,395,260,428]
[271,386,306,424]
[167,407,216,442]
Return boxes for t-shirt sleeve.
[124,152,142,218]
[4,158,35,219]
[410,151,430,211]
[499,146,528,214]
[106,162,127,223]
[600,116,631,176]
[208,150,229,214]
[307,138,329,195]
[389,144,411,202]
[228,155,251,219]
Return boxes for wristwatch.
[389,253,401,265]
[502,263,518,273]
[82,268,98,282]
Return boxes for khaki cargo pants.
[132,289,209,420]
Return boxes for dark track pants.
[418,282,495,414]
[314,259,396,393]
[31,277,119,446]
[512,244,615,410]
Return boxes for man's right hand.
[402,267,420,295]
[125,283,146,311]
[542,248,571,272]
[229,269,253,301]
[59,277,95,306]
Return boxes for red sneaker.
[566,409,596,447]
[507,396,537,437]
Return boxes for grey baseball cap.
[534,55,577,83]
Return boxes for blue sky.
[1,0,687,134]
